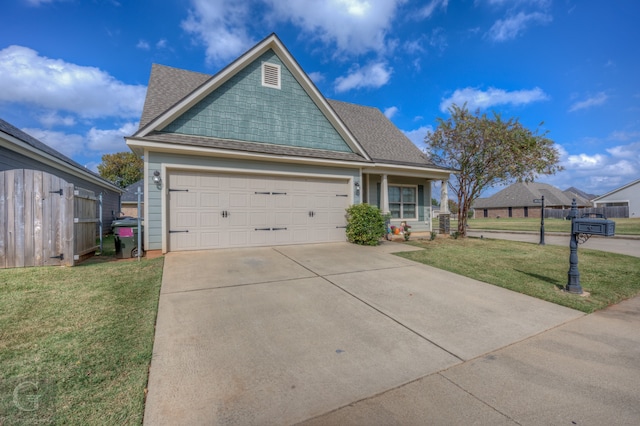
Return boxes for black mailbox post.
[566,200,616,294]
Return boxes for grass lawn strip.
[0,252,163,425]
[435,217,640,235]
[397,237,640,313]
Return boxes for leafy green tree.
[425,104,562,237]
[97,152,143,188]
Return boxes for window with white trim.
[262,62,281,89]
[389,185,417,219]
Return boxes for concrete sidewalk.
[301,295,640,425]
[144,242,589,425]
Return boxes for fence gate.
[0,169,98,269]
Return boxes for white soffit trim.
[125,137,369,168]
[135,34,370,161]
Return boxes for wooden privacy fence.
[545,206,629,219]
[0,169,100,268]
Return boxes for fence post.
[136,186,142,261]
[99,193,103,253]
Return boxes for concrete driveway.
[144,242,583,425]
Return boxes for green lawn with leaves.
[0,237,163,425]
[398,237,640,313]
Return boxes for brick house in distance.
[473,182,591,219]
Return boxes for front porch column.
[439,179,451,235]
[381,174,390,214]
[440,179,449,213]
[425,180,433,231]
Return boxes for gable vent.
[262,62,281,89]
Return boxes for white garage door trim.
[162,166,355,252]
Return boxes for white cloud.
[568,92,608,112]
[402,125,433,148]
[136,40,150,50]
[156,39,168,49]
[182,0,255,65]
[181,0,404,64]
[0,45,146,119]
[440,86,548,112]
[334,62,392,92]
[38,112,76,127]
[308,72,325,84]
[265,0,403,56]
[21,128,86,158]
[486,11,552,41]
[566,153,607,169]
[22,122,137,158]
[417,0,448,19]
[86,122,139,152]
[384,106,398,119]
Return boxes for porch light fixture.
[354,181,360,195]
[152,170,162,186]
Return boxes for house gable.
[160,50,352,153]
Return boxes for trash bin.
[113,223,143,259]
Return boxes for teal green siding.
[163,50,352,153]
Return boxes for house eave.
[126,137,370,169]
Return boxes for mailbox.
[571,218,615,237]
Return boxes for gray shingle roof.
[327,99,441,168]
[563,187,596,204]
[135,64,448,170]
[138,64,211,129]
[473,182,590,209]
[122,179,144,203]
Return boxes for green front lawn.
[0,242,163,425]
[398,237,640,313]
[434,217,640,235]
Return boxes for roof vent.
[262,62,281,89]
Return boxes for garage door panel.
[200,192,220,208]
[199,212,220,227]
[229,192,249,208]
[169,171,349,251]
[199,231,221,248]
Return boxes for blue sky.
[1,0,638,197]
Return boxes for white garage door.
[168,170,350,251]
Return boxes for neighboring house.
[126,33,453,253]
[121,179,144,217]
[592,177,640,218]
[473,182,591,219]
[564,186,596,204]
[0,118,123,230]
